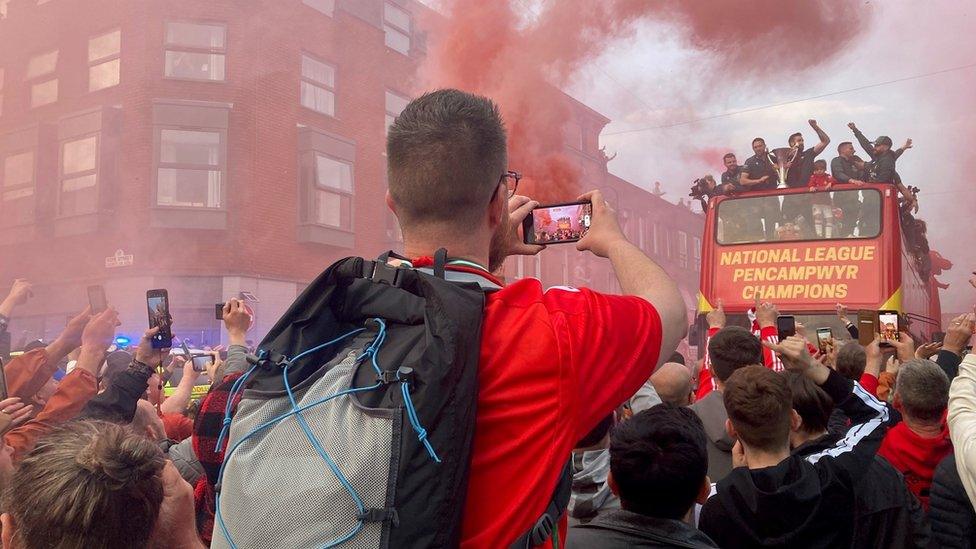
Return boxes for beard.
[487,210,511,274]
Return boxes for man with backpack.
[210,89,685,549]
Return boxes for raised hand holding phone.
[575,190,624,258]
[146,289,173,349]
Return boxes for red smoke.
[421,1,871,200]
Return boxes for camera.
[689,178,707,200]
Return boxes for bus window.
[716,189,881,245]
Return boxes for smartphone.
[776,315,796,340]
[215,303,225,320]
[0,358,7,400]
[816,328,834,355]
[858,310,877,346]
[878,310,900,345]
[87,285,107,314]
[932,331,946,345]
[146,289,173,349]
[522,201,592,245]
[191,354,214,372]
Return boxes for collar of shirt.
[405,256,505,289]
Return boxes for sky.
[552,1,975,313]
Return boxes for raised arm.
[577,189,687,366]
[849,123,877,160]
[949,352,976,508]
[810,119,830,155]
[739,170,771,189]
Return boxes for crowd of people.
[695,120,919,243]
[0,90,972,548]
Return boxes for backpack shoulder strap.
[509,460,573,549]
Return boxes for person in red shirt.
[385,89,687,548]
[879,358,953,511]
[807,159,837,238]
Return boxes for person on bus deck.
[848,122,917,212]
[808,159,837,238]
[739,137,781,241]
[830,142,865,237]
[781,120,831,235]
[720,153,743,193]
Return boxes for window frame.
[301,0,335,17]
[27,49,58,108]
[385,89,409,137]
[0,149,37,227]
[677,230,689,269]
[693,237,702,271]
[163,20,227,83]
[88,28,121,92]
[57,133,100,218]
[153,125,227,210]
[299,52,337,117]
[307,151,354,230]
[383,2,412,55]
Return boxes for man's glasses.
[500,170,521,198]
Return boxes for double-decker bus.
[695,183,941,344]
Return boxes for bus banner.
[709,240,883,310]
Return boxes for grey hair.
[895,359,950,423]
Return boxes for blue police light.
[114,335,132,347]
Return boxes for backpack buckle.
[367,261,403,287]
[528,513,555,546]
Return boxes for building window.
[89,29,121,92]
[693,237,702,271]
[156,129,223,208]
[384,3,411,55]
[637,216,646,251]
[59,136,98,216]
[309,154,352,229]
[164,22,226,81]
[1,151,34,226]
[677,230,689,269]
[300,54,335,116]
[302,0,334,16]
[665,230,672,258]
[27,50,58,107]
[652,222,659,256]
[385,90,409,136]
[564,121,583,151]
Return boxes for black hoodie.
[698,370,889,548]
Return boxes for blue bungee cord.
[215,319,441,548]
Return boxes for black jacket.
[698,370,889,548]
[567,509,718,549]
[793,435,929,549]
[80,363,154,423]
[929,452,976,549]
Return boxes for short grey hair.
[895,359,949,423]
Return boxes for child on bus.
[808,159,836,238]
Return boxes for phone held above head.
[146,289,173,349]
[522,200,592,246]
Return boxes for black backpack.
[210,251,570,549]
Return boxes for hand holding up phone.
[575,190,625,258]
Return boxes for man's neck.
[791,429,827,450]
[743,446,790,470]
[903,415,945,438]
[403,239,489,271]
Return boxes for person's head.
[386,89,510,270]
[893,359,950,426]
[0,442,13,491]
[575,413,614,450]
[751,138,767,155]
[667,351,686,366]
[131,399,167,441]
[608,404,709,520]
[702,174,717,190]
[787,373,834,448]
[873,135,892,155]
[723,153,737,170]
[723,365,798,455]
[708,326,763,387]
[650,362,695,406]
[789,132,804,149]
[2,421,165,549]
[22,340,45,353]
[100,350,132,390]
[834,342,866,381]
[838,141,855,159]
[812,159,827,175]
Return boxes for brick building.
[0,0,703,356]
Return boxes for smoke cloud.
[421,0,871,200]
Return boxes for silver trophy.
[770,147,799,188]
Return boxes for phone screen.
[523,201,592,245]
[817,328,834,355]
[147,290,172,349]
[776,315,796,340]
[932,331,946,345]
[215,303,225,320]
[191,355,214,372]
[0,358,7,400]
[87,285,107,314]
[879,312,900,343]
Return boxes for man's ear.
[725,418,737,440]
[2,512,16,549]
[487,181,506,231]
[385,190,397,214]
[696,476,712,505]
[607,470,619,497]
[790,409,803,432]
[892,393,903,412]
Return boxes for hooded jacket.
[878,417,952,511]
[929,452,976,549]
[699,371,889,548]
[568,449,620,524]
[567,509,718,549]
[793,434,928,549]
[689,390,735,483]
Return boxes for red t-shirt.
[458,277,663,548]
